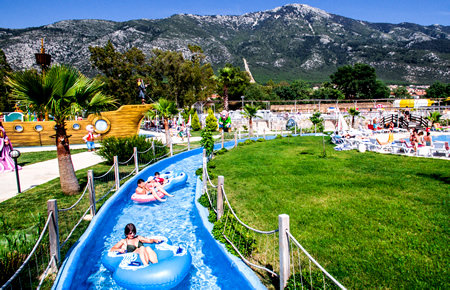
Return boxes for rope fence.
[1,140,170,289]
[201,143,346,289]
[1,212,53,290]
[286,231,346,289]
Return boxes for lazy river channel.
[53,145,264,289]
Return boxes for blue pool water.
[432,134,450,142]
[54,147,262,289]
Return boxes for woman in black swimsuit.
[110,223,162,266]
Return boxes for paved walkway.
[0,149,105,203]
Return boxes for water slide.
[52,144,265,289]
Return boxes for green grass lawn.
[207,136,449,288]
[18,149,87,167]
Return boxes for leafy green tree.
[152,98,178,145]
[244,83,271,101]
[0,49,12,112]
[205,108,218,131]
[273,82,296,100]
[290,80,311,99]
[347,107,360,128]
[312,85,345,99]
[309,112,324,133]
[191,111,202,131]
[7,64,116,195]
[149,46,215,108]
[89,41,151,105]
[200,128,214,156]
[216,64,250,110]
[426,82,449,98]
[393,86,410,98]
[330,63,388,99]
[241,104,261,136]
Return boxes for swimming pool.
[53,146,265,289]
[432,134,450,142]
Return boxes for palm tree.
[152,98,178,145]
[216,64,250,111]
[427,111,442,128]
[7,64,116,195]
[241,104,261,136]
[347,107,360,128]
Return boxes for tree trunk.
[164,119,170,146]
[56,124,80,195]
[223,86,229,111]
[249,118,253,137]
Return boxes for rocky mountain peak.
[0,4,448,84]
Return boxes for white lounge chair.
[430,141,449,157]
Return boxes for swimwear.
[126,239,144,252]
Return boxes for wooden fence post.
[47,199,60,272]
[234,131,238,148]
[170,142,173,157]
[221,131,224,149]
[152,140,155,157]
[133,147,139,173]
[87,170,96,216]
[202,149,207,194]
[114,156,120,191]
[187,128,191,151]
[263,128,266,139]
[217,176,224,220]
[279,214,290,289]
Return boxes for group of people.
[409,128,432,152]
[135,172,174,202]
[110,172,176,265]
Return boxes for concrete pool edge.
[194,178,267,290]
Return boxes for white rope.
[286,231,346,289]
[119,168,137,182]
[222,185,278,235]
[137,146,153,154]
[138,158,156,169]
[96,184,116,204]
[36,255,56,290]
[2,212,53,289]
[206,171,217,188]
[118,154,134,165]
[60,206,92,248]
[58,182,90,212]
[93,164,115,179]
[172,147,189,154]
[203,186,217,213]
[222,234,279,277]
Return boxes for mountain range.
[0,4,449,84]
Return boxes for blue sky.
[1,0,449,29]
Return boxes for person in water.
[110,223,161,266]
[153,172,167,185]
[135,179,173,202]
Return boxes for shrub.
[205,109,217,131]
[191,111,202,131]
[215,148,228,155]
[97,135,167,165]
[200,129,214,156]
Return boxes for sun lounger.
[430,141,450,157]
